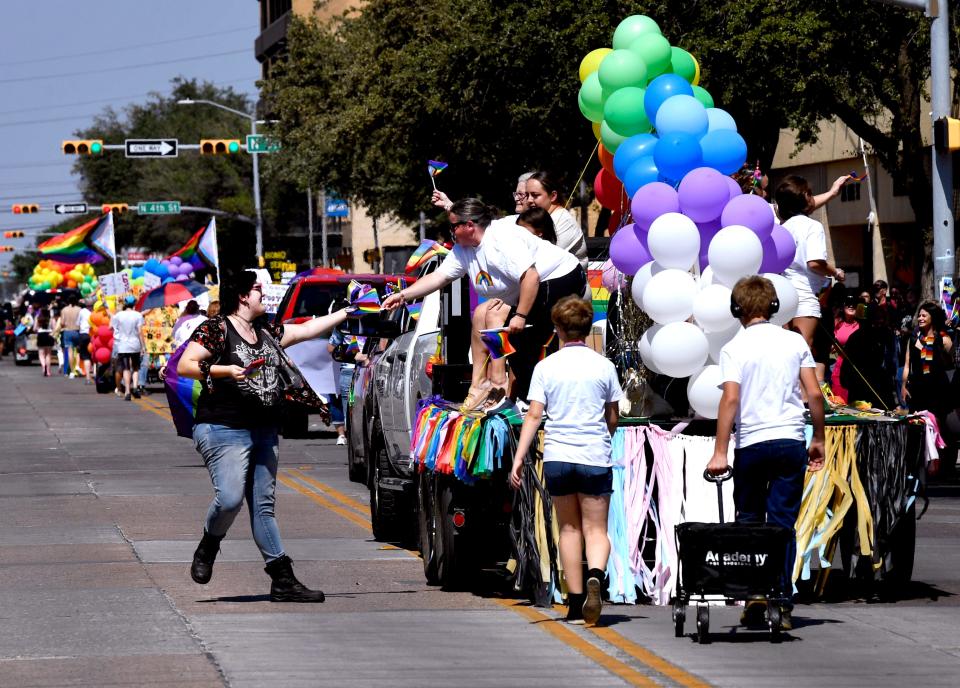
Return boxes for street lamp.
[177,98,265,262]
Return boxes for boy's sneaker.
[124,393,132,401]
[114,389,123,398]
[132,389,141,399]
[582,576,603,626]
[336,436,347,446]
[565,592,585,625]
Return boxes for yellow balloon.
[692,55,701,86]
[592,121,602,141]
[579,48,613,83]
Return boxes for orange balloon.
[598,144,616,176]
[67,279,77,288]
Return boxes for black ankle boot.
[190,530,224,585]
[265,555,325,603]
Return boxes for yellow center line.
[285,467,370,516]
[588,626,711,688]
[133,397,172,422]
[277,473,373,532]
[493,599,659,687]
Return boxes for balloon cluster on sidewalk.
[28,261,97,295]
[579,15,800,418]
[88,309,113,364]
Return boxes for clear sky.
[0,0,261,272]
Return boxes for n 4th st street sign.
[54,203,88,215]
[125,139,178,158]
[137,201,181,215]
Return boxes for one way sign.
[125,139,178,158]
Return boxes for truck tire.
[883,503,916,587]
[417,472,441,585]
[437,478,473,591]
[369,423,398,542]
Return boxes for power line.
[0,114,99,129]
[0,49,251,85]
[0,26,257,68]
[0,192,87,201]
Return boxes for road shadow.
[808,576,953,604]
[198,594,272,603]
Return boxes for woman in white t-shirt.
[775,176,845,375]
[510,296,623,625]
[524,171,589,270]
[382,198,586,409]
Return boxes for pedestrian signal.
[102,203,129,214]
[934,117,960,152]
[0,246,14,252]
[3,231,25,238]
[11,204,39,214]
[200,139,241,155]
[62,139,103,155]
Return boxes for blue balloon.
[700,129,748,175]
[162,276,175,285]
[644,74,694,125]
[154,264,169,278]
[653,132,703,182]
[622,155,660,198]
[613,133,659,181]
[706,108,738,133]
[131,267,145,279]
[655,94,709,139]
[144,258,160,274]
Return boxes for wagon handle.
[703,468,733,483]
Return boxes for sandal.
[459,381,492,413]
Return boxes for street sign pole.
[307,187,315,268]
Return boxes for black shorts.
[543,461,613,497]
[77,334,91,361]
[117,352,141,372]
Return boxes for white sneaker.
[515,399,530,415]
[336,436,347,446]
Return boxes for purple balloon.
[609,223,653,276]
[721,194,776,241]
[725,176,742,200]
[631,182,679,232]
[697,219,722,271]
[175,273,189,281]
[169,256,183,266]
[759,224,797,273]
[677,167,729,222]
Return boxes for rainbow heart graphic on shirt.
[475,270,493,288]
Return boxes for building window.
[840,182,861,202]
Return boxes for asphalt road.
[1,357,959,687]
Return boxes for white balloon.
[706,323,741,363]
[651,321,709,378]
[631,261,665,310]
[699,265,715,289]
[707,225,763,287]
[643,269,698,324]
[647,212,700,270]
[639,324,663,373]
[763,273,799,327]
[687,364,724,418]
[693,284,736,332]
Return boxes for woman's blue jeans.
[193,423,285,562]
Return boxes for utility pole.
[320,190,329,269]
[307,187,314,267]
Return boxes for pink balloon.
[600,259,627,293]
[759,224,797,273]
[609,223,653,276]
[631,182,680,232]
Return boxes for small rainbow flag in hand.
[428,160,448,177]
[346,280,381,317]
[346,336,367,354]
[406,302,422,322]
[479,328,516,360]
[405,239,450,274]
[848,170,869,182]
[385,277,408,296]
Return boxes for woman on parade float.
[382,198,586,409]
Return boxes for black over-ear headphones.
[730,294,780,318]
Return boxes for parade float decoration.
[27,260,99,296]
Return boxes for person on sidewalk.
[110,296,146,401]
[177,270,351,603]
[707,276,826,631]
[510,296,623,625]
[59,295,81,377]
[76,300,93,384]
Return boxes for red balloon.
[95,348,111,364]
[594,168,627,210]
[91,337,101,351]
[607,211,624,235]
[97,325,112,340]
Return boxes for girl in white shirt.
[524,171,589,270]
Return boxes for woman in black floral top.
[178,270,349,602]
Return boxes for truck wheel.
[437,478,473,591]
[347,432,365,483]
[281,407,309,439]
[369,425,397,542]
[417,472,441,585]
[883,503,916,587]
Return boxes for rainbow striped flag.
[479,328,516,359]
[346,336,366,354]
[406,302,422,322]
[385,277,408,296]
[38,212,115,265]
[428,160,448,177]
[405,239,450,274]
[346,280,381,315]
[169,217,219,271]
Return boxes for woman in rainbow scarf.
[902,301,952,422]
[382,198,586,410]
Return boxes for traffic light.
[102,203,129,214]
[0,246,15,253]
[3,231,25,238]
[11,204,39,214]
[62,139,103,155]
[200,139,241,155]
[934,117,960,152]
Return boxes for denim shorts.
[543,461,613,497]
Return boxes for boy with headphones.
[706,275,825,630]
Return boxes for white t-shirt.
[550,208,588,269]
[718,323,815,448]
[437,217,578,304]
[527,345,624,467]
[782,214,828,302]
[77,307,91,333]
[111,308,145,354]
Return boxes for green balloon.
[692,85,714,109]
[603,87,651,137]
[612,15,661,50]
[671,47,697,83]
[578,72,605,123]
[597,49,648,93]
[600,120,627,154]
[629,34,673,81]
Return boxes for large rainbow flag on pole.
[38,212,115,265]
[169,217,220,280]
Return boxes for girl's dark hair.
[526,171,566,206]
[36,309,50,329]
[918,301,946,331]
[774,175,814,221]
[183,300,200,316]
[449,198,499,229]
[517,207,557,244]
[219,271,257,315]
